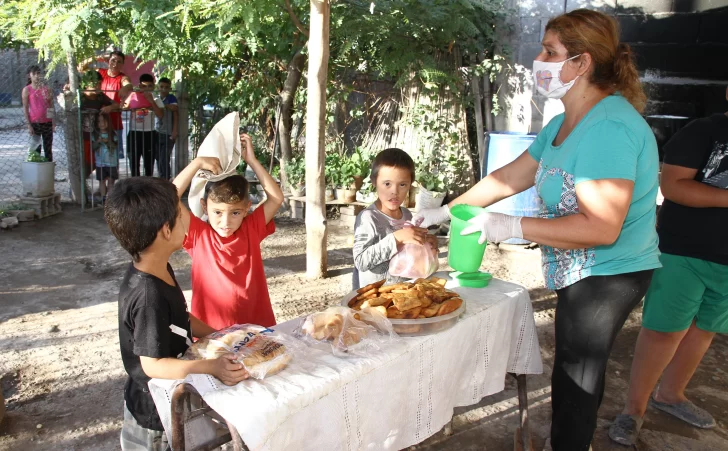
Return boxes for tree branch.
[284,0,309,38]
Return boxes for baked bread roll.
[301,312,344,340]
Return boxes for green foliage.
[339,157,357,189]
[415,156,447,193]
[348,148,371,178]
[26,152,48,163]
[359,178,374,195]
[286,156,305,188]
[1,0,508,181]
[324,153,342,188]
[331,0,506,87]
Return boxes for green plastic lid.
[449,271,492,288]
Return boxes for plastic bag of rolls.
[296,306,400,357]
[185,325,296,379]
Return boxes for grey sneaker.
[649,397,716,429]
[609,414,644,446]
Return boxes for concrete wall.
[0,49,68,105]
[497,0,728,133]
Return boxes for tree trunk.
[484,76,494,132]
[63,51,83,204]
[470,54,485,179]
[278,49,306,192]
[175,70,190,177]
[305,0,330,279]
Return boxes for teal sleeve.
[528,115,561,161]
[574,120,638,184]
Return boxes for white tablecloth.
[149,278,543,451]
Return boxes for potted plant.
[325,153,341,201]
[286,157,306,197]
[21,151,55,197]
[356,178,377,204]
[339,157,358,203]
[348,148,371,191]
[415,155,448,210]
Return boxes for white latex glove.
[413,205,450,228]
[460,212,523,244]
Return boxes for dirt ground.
[0,204,726,451]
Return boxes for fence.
[0,84,72,206]
[0,83,191,209]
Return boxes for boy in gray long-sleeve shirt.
[352,148,435,289]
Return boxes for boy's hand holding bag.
[389,217,439,279]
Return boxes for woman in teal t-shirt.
[416,9,660,451]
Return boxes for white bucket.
[415,186,446,210]
[21,161,55,197]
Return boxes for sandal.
[609,414,643,446]
[649,397,716,429]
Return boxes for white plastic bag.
[28,134,42,152]
[389,219,439,279]
[415,185,446,210]
[185,324,300,379]
[296,306,399,357]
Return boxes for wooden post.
[470,54,486,180]
[174,70,190,176]
[304,0,330,279]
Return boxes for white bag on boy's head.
[188,112,242,218]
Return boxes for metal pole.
[76,88,86,211]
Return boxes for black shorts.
[96,166,119,181]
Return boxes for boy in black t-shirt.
[105,174,249,450]
[610,88,728,446]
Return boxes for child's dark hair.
[158,77,171,85]
[104,177,179,262]
[109,50,125,62]
[203,175,249,204]
[139,73,155,84]
[370,148,415,184]
[27,65,41,85]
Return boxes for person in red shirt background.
[172,133,284,330]
[79,50,133,160]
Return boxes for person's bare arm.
[119,76,133,101]
[140,354,249,385]
[173,157,222,233]
[448,150,539,208]
[189,314,216,338]
[21,87,33,135]
[77,55,97,73]
[240,133,283,223]
[166,103,179,112]
[660,163,728,208]
[520,178,634,249]
[100,101,121,114]
[143,92,165,119]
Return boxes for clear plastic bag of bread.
[389,218,439,279]
[296,306,399,357]
[184,324,297,379]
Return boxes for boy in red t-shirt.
[173,133,284,330]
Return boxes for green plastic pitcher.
[449,204,487,273]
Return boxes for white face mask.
[533,54,581,99]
